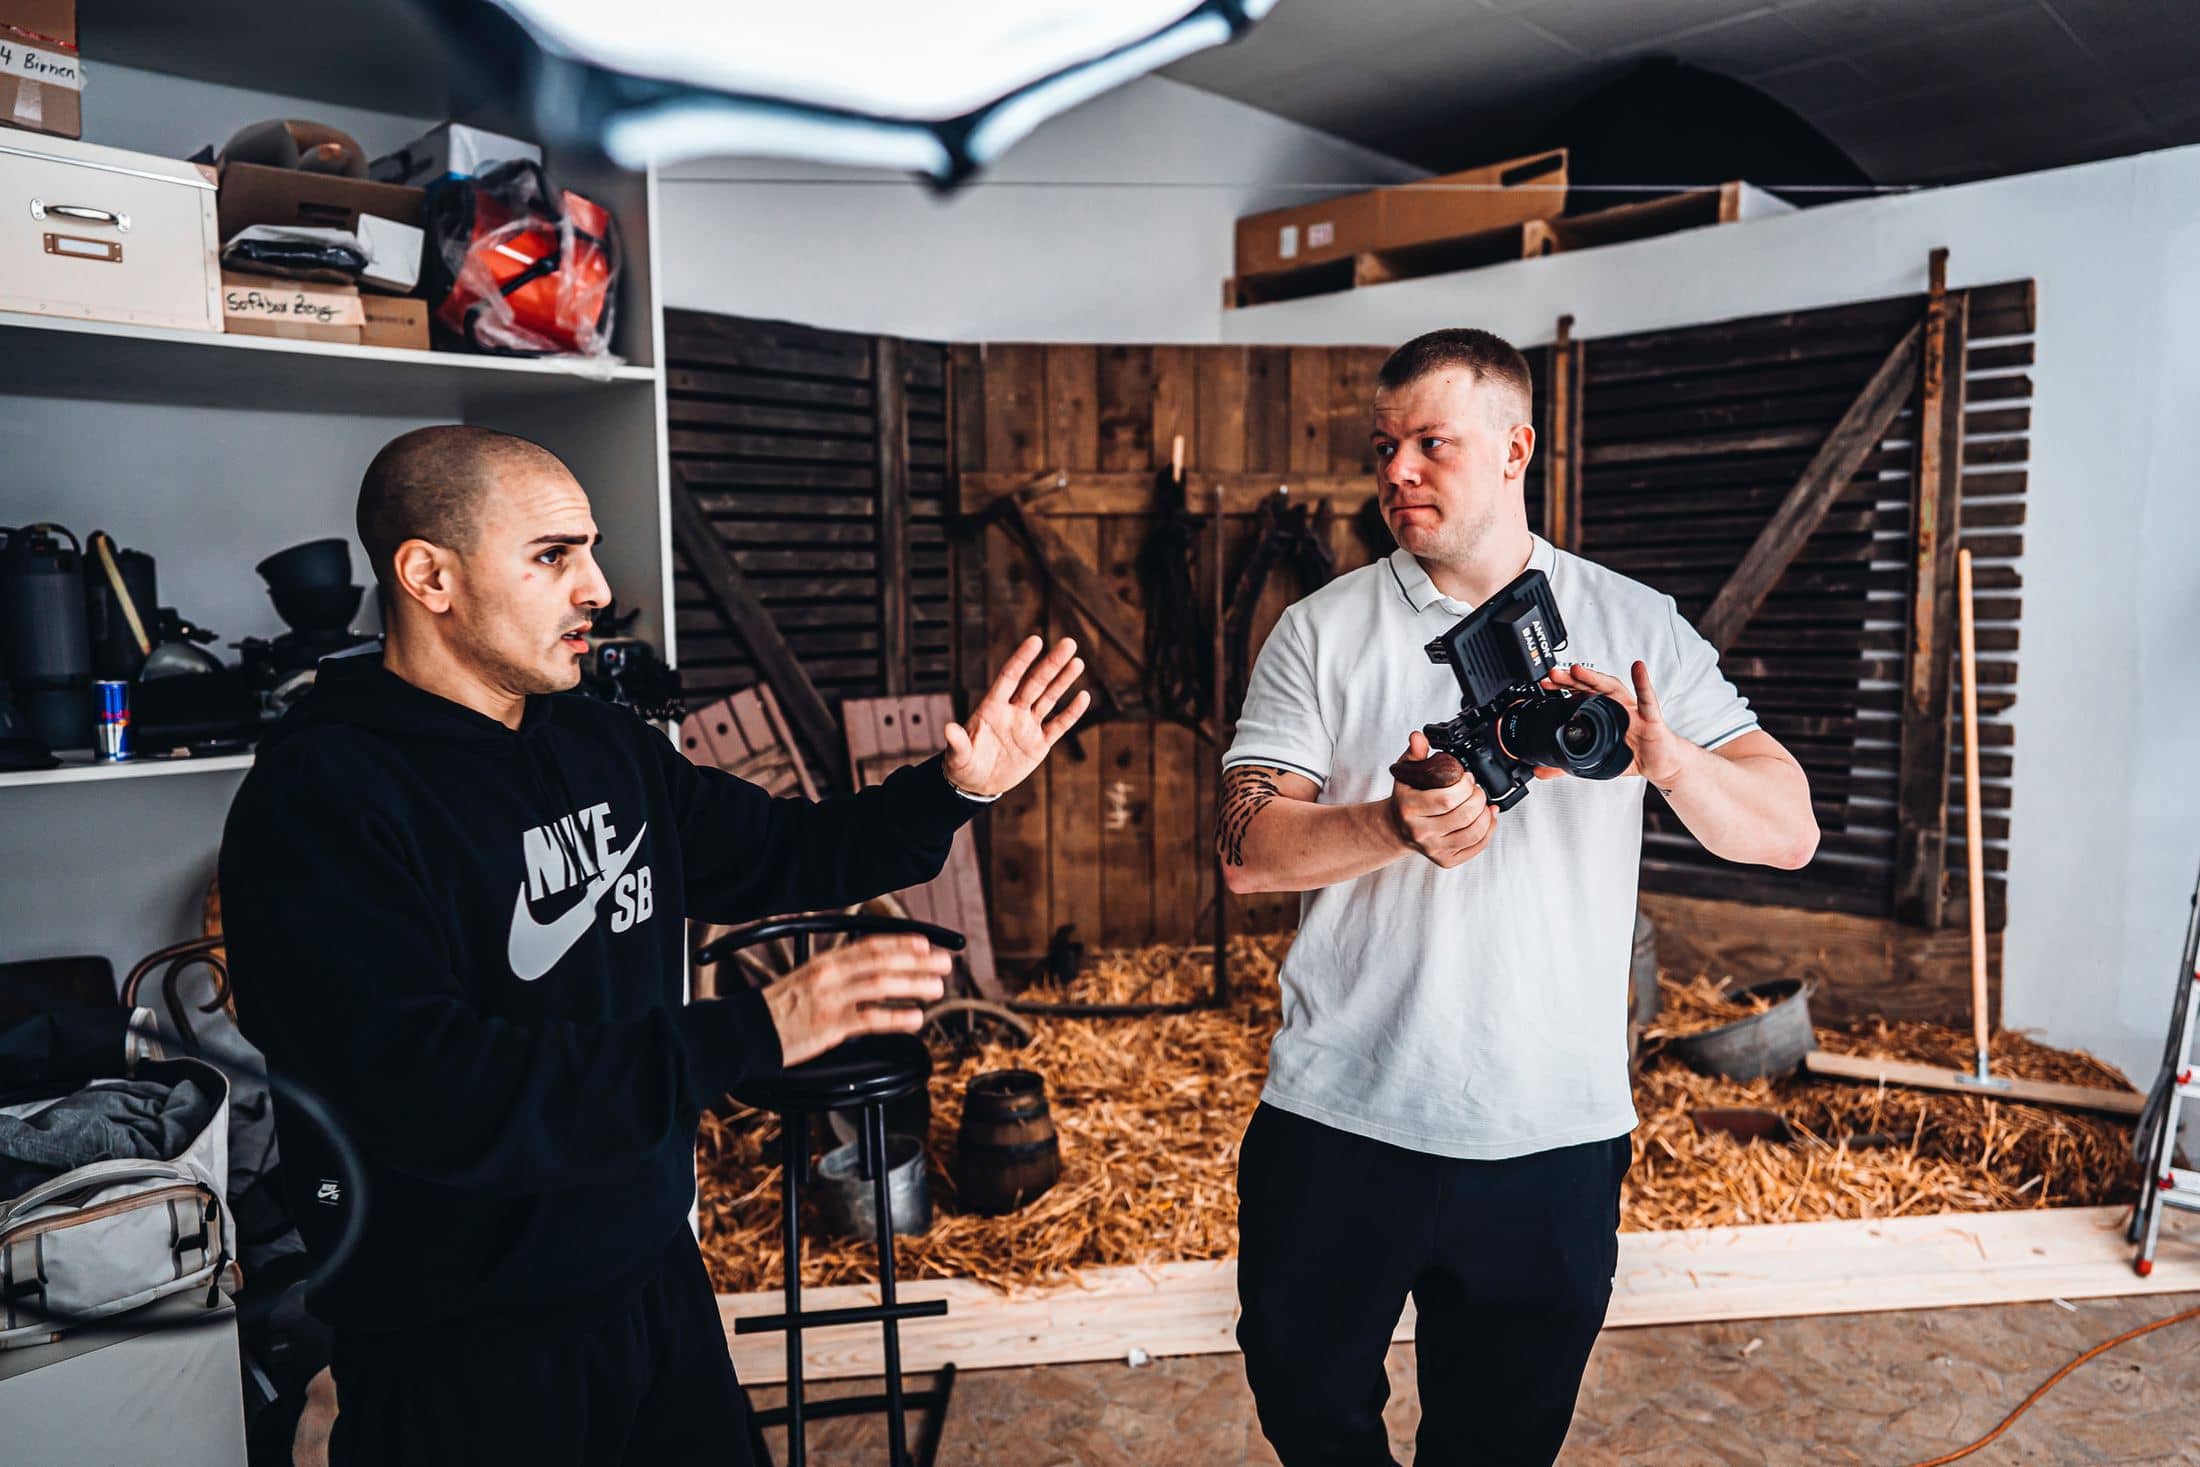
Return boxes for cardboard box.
[1233,189,1381,278]
[220,269,363,344]
[216,160,423,245]
[0,1,82,141]
[1235,148,1568,280]
[359,294,428,351]
[354,211,422,294]
[370,122,540,188]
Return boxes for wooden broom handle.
[1958,547,1989,1062]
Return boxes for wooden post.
[874,336,911,696]
[1210,472,1230,1004]
[1544,315,1582,552]
[1697,319,1923,652]
[1893,249,1970,928]
[1956,547,1991,1058]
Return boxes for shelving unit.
[0,752,256,791]
[0,5,673,973]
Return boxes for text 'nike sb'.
[508,802,654,981]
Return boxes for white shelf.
[0,750,255,790]
[0,311,659,412]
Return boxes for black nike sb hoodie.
[219,653,979,1335]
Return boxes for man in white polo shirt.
[1222,328,1819,1466]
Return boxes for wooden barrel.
[954,1068,1061,1216]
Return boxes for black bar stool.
[699,914,964,1467]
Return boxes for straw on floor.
[697,938,2143,1295]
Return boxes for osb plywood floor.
[748,1291,2200,1465]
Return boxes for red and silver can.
[94,680,132,761]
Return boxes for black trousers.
[328,1225,762,1467]
[1236,1103,1631,1467]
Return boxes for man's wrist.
[942,764,1003,802]
[1645,740,1702,799]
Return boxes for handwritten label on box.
[0,42,84,93]
[221,280,365,327]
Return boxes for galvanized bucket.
[812,1133,932,1242]
[1667,978,1816,1081]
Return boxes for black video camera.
[1410,569,1632,810]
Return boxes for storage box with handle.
[0,1054,238,1349]
[0,131,222,331]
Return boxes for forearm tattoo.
[1218,765,1284,866]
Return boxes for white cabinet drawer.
[0,135,221,333]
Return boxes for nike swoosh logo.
[506,824,648,982]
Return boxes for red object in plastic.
[433,163,619,358]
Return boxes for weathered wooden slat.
[1096,345,1156,473]
[1288,347,1330,474]
[1198,347,1250,475]
[1965,279,2035,338]
[1245,346,1292,474]
[666,366,872,410]
[1698,320,1923,652]
[676,459,877,492]
[874,337,911,696]
[1328,349,1381,476]
[665,396,873,438]
[1047,515,1105,955]
[1151,347,1198,488]
[981,344,1050,957]
[671,472,847,787]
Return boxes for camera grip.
[1389,752,1467,790]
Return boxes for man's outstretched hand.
[941,634,1091,798]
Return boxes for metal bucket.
[1628,910,1660,1066]
[1667,978,1816,1081]
[813,1132,931,1243]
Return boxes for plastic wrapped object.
[220,226,369,284]
[423,160,621,358]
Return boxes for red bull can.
[94,680,132,761]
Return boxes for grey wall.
[656,75,1419,342]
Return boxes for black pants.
[1236,1103,1631,1467]
[328,1226,761,1467]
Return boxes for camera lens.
[1500,689,1633,779]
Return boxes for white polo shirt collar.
[1384,535,1560,617]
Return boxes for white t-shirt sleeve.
[1222,608,1332,788]
[1655,594,1760,751]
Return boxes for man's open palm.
[942,635,1090,797]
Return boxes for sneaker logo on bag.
[507,806,653,981]
[317,1179,342,1205]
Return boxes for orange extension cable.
[1903,1301,2200,1466]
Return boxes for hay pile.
[698,934,1289,1294]
[697,940,2144,1296]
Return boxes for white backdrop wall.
[1219,146,2200,1094]
[657,75,1418,343]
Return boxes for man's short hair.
[356,426,566,592]
[1377,328,1533,421]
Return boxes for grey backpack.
[0,1053,239,1348]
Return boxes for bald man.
[221,426,1089,1466]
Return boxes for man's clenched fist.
[1387,731,1498,869]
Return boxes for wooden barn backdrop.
[664,268,2031,1024]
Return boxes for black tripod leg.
[781,1110,808,1467]
[865,1104,911,1467]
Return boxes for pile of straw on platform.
[697,939,2144,1296]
